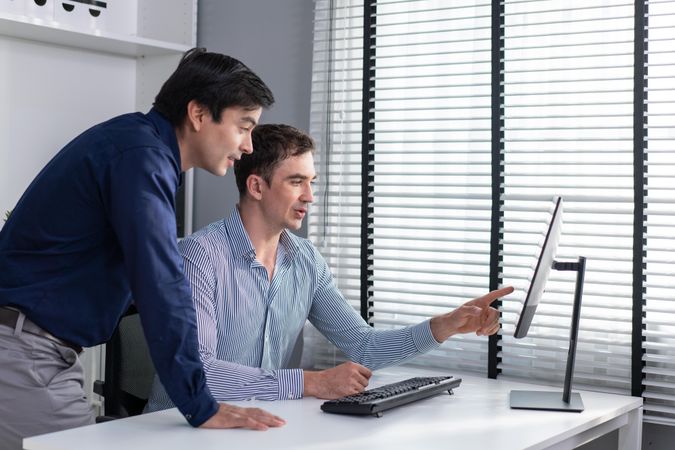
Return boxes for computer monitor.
[513,196,563,339]
[509,196,587,413]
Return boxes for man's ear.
[185,100,208,132]
[246,174,265,201]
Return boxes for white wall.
[0,37,135,223]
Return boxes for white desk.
[24,366,642,450]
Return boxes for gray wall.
[194,0,314,231]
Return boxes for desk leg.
[617,407,642,450]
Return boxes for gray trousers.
[0,314,94,450]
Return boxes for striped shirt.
[145,208,441,411]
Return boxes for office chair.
[94,305,156,420]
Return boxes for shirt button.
[185,414,192,420]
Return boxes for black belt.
[0,307,83,354]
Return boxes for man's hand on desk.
[430,286,515,342]
[200,403,286,431]
[304,361,372,399]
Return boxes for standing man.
[0,48,285,449]
[145,123,513,410]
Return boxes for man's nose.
[241,133,253,154]
[303,184,314,203]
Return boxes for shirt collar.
[224,207,256,259]
[147,108,182,170]
[279,227,300,259]
[224,207,300,260]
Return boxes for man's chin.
[207,166,228,177]
[287,220,304,231]
[207,160,233,177]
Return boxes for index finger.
[472,286,514,307]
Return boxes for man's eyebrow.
[286,174,317,180]
[241,116,258,127]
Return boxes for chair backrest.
[96,306,155,418]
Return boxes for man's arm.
[106,149,283,429]
[307,247,441,370]
[307,246,513,372]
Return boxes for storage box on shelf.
[25,0,53,20]
[53,0,137,36]
[1,0,195,55]
[0,0,25,16]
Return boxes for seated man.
[146,124,513,410]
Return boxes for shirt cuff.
[411,319,443,352]
[276,368,304,400]
[175,391,219,427]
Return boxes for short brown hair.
[235,124,315,196]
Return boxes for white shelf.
[0,12,190,57]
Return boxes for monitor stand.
[510,256,586,413]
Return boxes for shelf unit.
[0,12,190,56]
[1,0,197,54]
[0,0,197,411]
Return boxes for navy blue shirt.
[0,109,218,427]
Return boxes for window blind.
[307,0,495,372]
[367,0,494,373]
[309,0,675,427]
[642,0,675,426]
[308,0,495,373]
[498,0,635,396]
[306,0,365,369]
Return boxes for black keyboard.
[320,376,461,417]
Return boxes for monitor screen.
[513,196,563,339]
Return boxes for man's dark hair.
[235,124,315,196]
[154,48,274,126]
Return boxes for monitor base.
[509,390,584,412]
